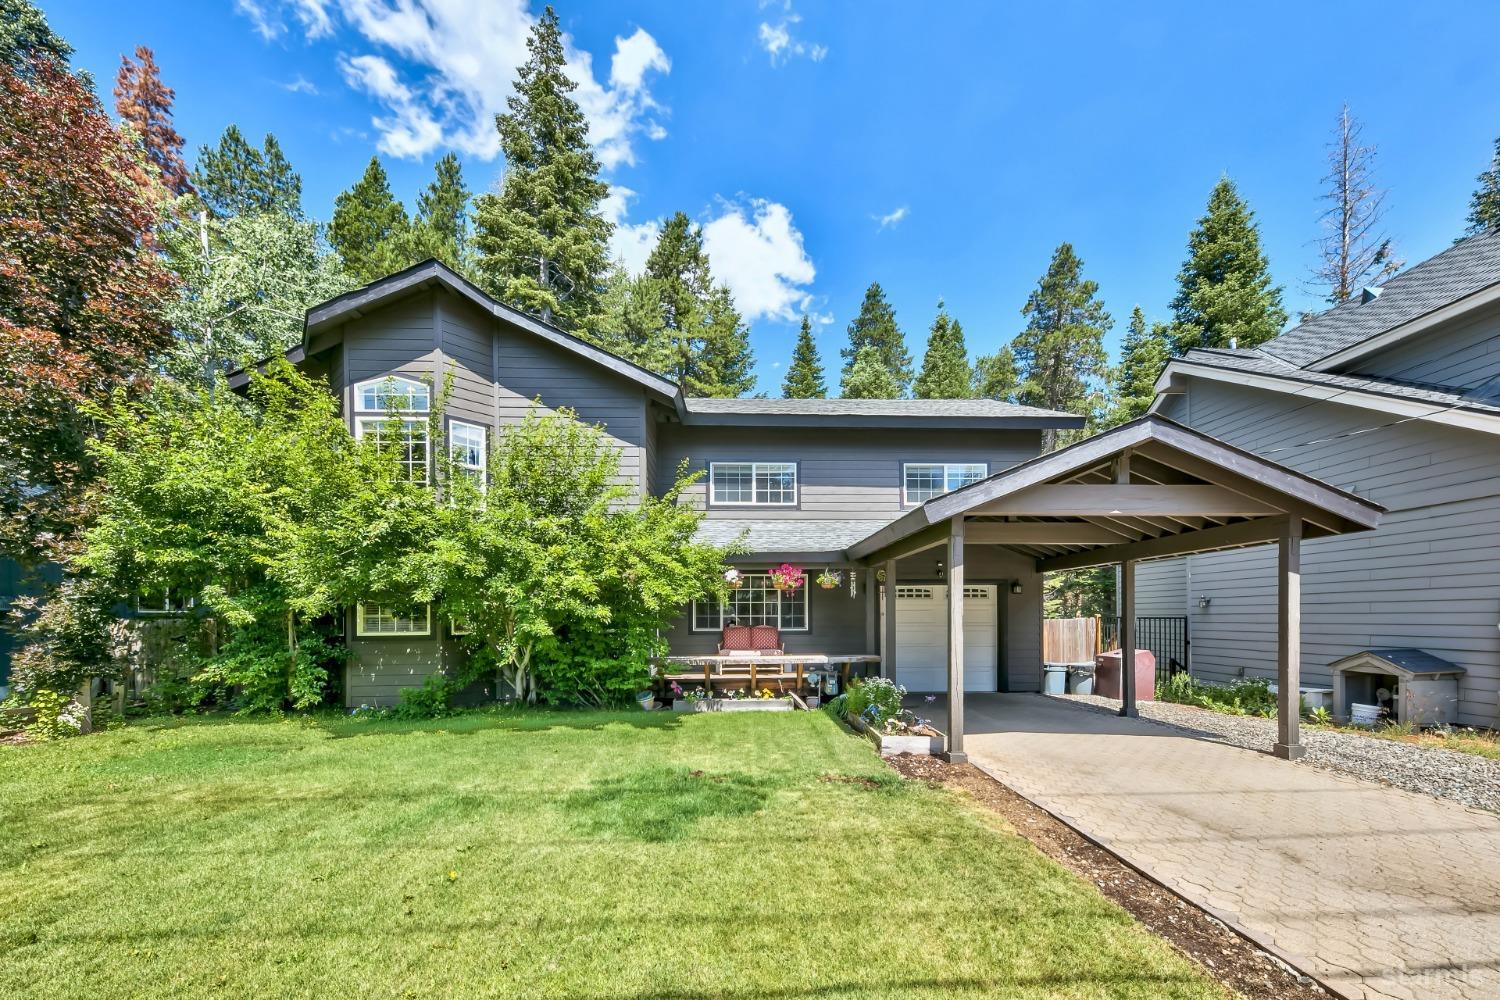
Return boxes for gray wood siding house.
[1141,230,1500,726]
[246,261,1084,707]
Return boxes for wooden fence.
[1043,617,1101,665]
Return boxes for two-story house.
[1143,229,1500,727]
[241,260,1086,707]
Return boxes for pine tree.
[1105,306,1169,427]
[1,0,72,74]
[410,152,470,273]
[840,282,910,396]
[598,263,671,373]
[113,45,190,195]
[841,345,902,399]
[472,5,611,331]
[696,285,755,398]
[329,156,411,285]
[192,126,303,219]
[912,299,972,398]
[972,347,1018,401]
[1012,243,1111,451]
[1466,137,1500,236]
[1170,178,1286,352]
[1313,104,1399,304]
[781,315,826,398]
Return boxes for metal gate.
[1103,616,1189,687]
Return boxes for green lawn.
[1,709,1226,999]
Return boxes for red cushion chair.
[749,625,783,653]
[719,624,754,653]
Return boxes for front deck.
[659,653,881,700]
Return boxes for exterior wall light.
[1010,581,1023,595]
[1198,595,1212,609]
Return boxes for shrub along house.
[242,260,1382,762]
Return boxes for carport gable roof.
[846,415,1384,569]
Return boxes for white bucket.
[1350,702,1382,726]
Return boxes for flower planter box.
[672,698,795,713]
[846,713,944,757]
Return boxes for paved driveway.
[918,694,1500,1000]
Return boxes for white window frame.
[708,462,798,507]
[356,416,430,484]
[448,421,487,490]
[690,573,810,633]
[355,603,431,637]
[449,617,472,637]
[136,591,194,615]
[354,375,430,414]
[902,462,988,505]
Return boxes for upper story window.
[356,602,430,637]
[448,421,487,489]
[903,462,987,505]
[709,462,797,506]
[356,375,430,413]
[357,417,430,483]
[137,590,194,615]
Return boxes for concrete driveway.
[916,693,1500,1000]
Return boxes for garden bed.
[847,711,943,756]
[671,697,795,713]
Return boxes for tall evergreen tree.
[1011,243,1111,451]
[839,282,910,397]
[781,315,826,398]
[1466,137,1500,236]
[1,0,72,74]
[1313,104,1399,304]
[328,156,410,285]
[841,345,902,399]
[113,45,190,195]
[912,299,972,398]
[192,126,303,219]
[972,347,1018,401]
[411,152,471,273]
[696,285,755,398]
[1170,178,1286,352]
[472,5,611,331]
[1105,306,1169,427]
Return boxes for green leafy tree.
[192,125,303,219]
[473,5,611,331]
[329,156,411,285]
[840,282,911,396]
[781,315,826,398]
[973,347,1018,401]
[1105,306,1170,427]
[841,344,903,399]
[1012,243,1111,451]
[0,0,71,75]
[1170,178,1286,352]
[1466,137,1500,236]
[410,152,471,274]
[912,299,972,398]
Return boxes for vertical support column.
[945,517,967,763]
[1119,558,1137,718]
[864,566,877,654]
[882,558,898,682]
[1275,517,1305,760]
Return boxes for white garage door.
[881,585,998,692]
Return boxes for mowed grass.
[0,710,1227,999]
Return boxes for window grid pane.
[449,422,486,485]
[691,573,809,632]
[946,464,986,491]
[711,463,754,503]
[358,603,429,635]
[905,464,945,503]
[358,377,430,413]
[361,418,429,483]
[754,463,797,504]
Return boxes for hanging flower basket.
[723,567,743,590]
[770,563,805,591]
[816,569,842,590]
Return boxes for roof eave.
[678,412,1086,430]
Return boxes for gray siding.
[1347,302,1500,389]
[343,291,439,386]
[656,425,1044,519]
[1160,376,1500,726]
[1135,560,1188,618]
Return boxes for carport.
[848,415,1384,762]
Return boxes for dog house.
[1329,648,1465,727]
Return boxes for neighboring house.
[239,261,1085,706]
[1144,229,1500,727]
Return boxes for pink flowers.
[770,563,805,591]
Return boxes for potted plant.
[770,563,804,592]
[815,569,842,590]
[723,567,743,590]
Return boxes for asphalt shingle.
[694,518,895,555]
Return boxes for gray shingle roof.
[695,518,895,555]
[680,397,1082,427]
[1176,347,1500,416]
[1261,229,1500,368]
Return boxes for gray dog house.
[1330,649,1465,727]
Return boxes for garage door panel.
[888,585,998,693]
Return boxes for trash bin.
[1094,649,1156,702]
[1043,663,1068,694]
[1067,665,1095,696]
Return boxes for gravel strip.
[1051,693,1500,814]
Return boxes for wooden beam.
[1036,516,1287,573]
[945,517,967,763]
[862,520,949,566]
[963,522,1132,545]
[1274,518,1305,760]
[1120,558,1137,718]
[972,484,1279,518]
[1133,443,1345,534]
[882,558,898,682]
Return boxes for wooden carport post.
[882,558,898,682]
[944,516,967,763]
[1274,516,1305,760]
[1119,558,1137,718]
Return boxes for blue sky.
[46,1,1500,393]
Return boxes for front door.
[880,584,998,692]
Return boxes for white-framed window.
[137,590,194,615]
[902,462,987,505]
[448,421,487,488]
[449,617,472,636]
[709,462,797,506]
[357,417,430,483]
[355,375,430,413]
[691,573,809,632]
[356,603,431,637]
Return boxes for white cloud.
[237,2,671,164]
[601,186,660,276]
[281,74,320,94]
[702,198,816,323]
[758,5,826,65]
[875,205,908,230]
